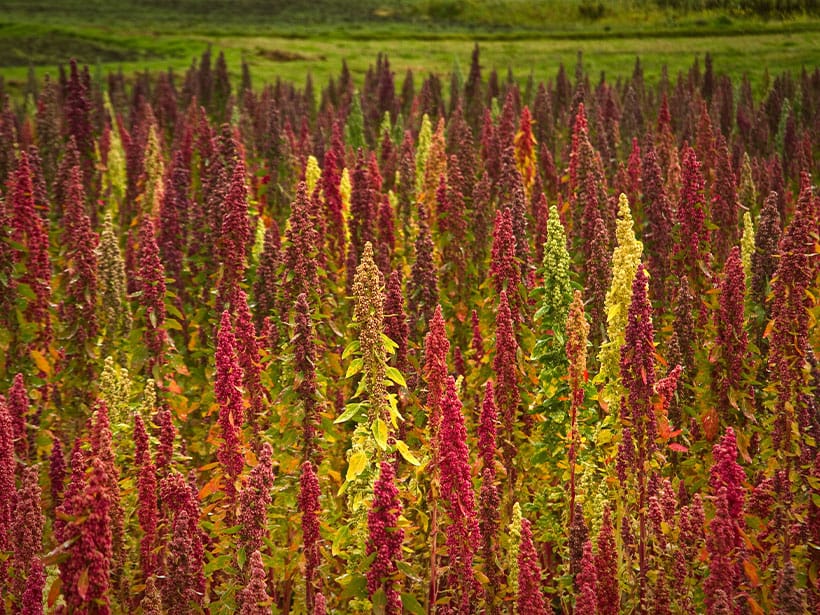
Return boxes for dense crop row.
[0,46,818,613]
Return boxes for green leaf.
[335,402,364,424]
[345,357,364,378]
[339,573,367,599]
[395,440,420,466]
[204,554,233,575]
[401,593,426,615]
[342,340,360,359]
[346,451,368,482]
[381,332,399,352]
[385,366,407,388]
[373,418,388,450]
[372,588,387,613]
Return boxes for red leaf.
[47,577,62,607]
[668,443,688,453]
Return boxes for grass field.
[0,0,818,96]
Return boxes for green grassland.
[0,0,818,96]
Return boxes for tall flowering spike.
[234,290,266,428]
[566,290,589,516]
[0,193,16,329]
[478,382,502,608]
[704,486,742,615]
[627,137,642,199]
[408,206,439,328]
[586,214,612,349]
[740,211,755,288]
[215,310,245,488]
[11,465,44,600]
[66,59,94,181]
[239,442,275,558]
[568,102,588,194]
[595,506,620,615]
[384,271,409,374]
[136,217,167,374]
[675,146,707,287]
[478,382,498,471]
[621,265,657,445]
[60,163,99,371]
[98,214,132,354]
[162,509,201,614]
[295,293,321,461]
[575,540,598,614]
[253,221,281,328]
[90,401,125,591]
[139,577,162,615]
[490,208,519,313]
[597,193,643,411]
[136,439,158,580]
[158,471,205,598]
[517,518,548,615]
[299,460,321,612]
[709,427,746,519]
[471,309,484,361]
[366,461,404,614]
[376,195,396,275]
[353,242,388,423]
[619,264,658,609]
[750,191,782,309]
[641,139,673,304]
[49,435,66,509]
[21,556,46,615]
[58,458,113,614]
[507,502,524,598]
[140,125,166,217]
[710,137,738,264]
[768,176,815,452]
[438,376,480,609]
[349,151,378,255]
[10,152,52,347]
[495,290,524,472]
[514,105,537,196]
[8,373,29,459]
[420,118,447,212]
[423,305,450,445]
[773,560,806,614]
[218,157,251,309]
[322,149,346,263]
[158,149,190,295]
[415,114,433,194]
[283,181,321,311]
[538,204,573,328]
[155,406,176,473]
[239,550,271,615]
[470,171,494,269]
[0,397,14,594]
[713,247,748,419]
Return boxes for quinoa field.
[0,6,818,614]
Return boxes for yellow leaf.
[373,418,388,451]
[198,474,223,500]
[30,349,51,377]
[346,451,368,482]
[395,440,421,466]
